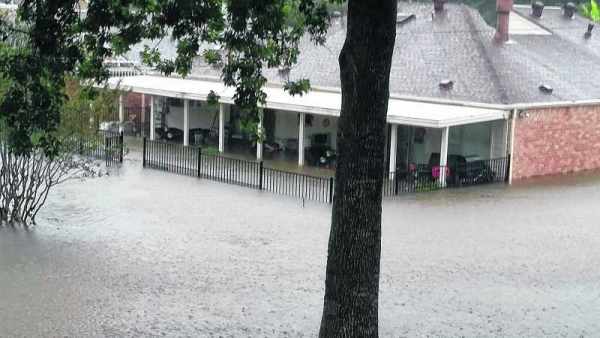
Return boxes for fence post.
[142,137,147,168]
[328,177,334,204]
[119,131,124,163]
[394,171,399,196]
[197,147,202,178]
[259,161,264,190]
[505,155,511,183]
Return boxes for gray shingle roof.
[151,2,600,105]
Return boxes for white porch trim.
[440,127,450,187]
[389,124,398,179]
[298,112,306,166]
[508,109,518,185]
[183,99,190,146]
[257,110,264,161]
[103,76,508,129]
[219,103,226,153]
[150,95,155,141]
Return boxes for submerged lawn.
[1,150,600,337]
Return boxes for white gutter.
[122,71,600,111]
[511,100,600,110]
[513,4,562,10]
[386,95,600,112]
[102,74,600,116]
[109,81,342,117]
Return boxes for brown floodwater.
[1,147,600,337]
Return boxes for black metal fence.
[200,153,262,188]
[383,168,442,196]
[122,107,150,137]
[449,157,510,186]
[143,139,199,176]
[0,129,123,167]
[263,168,334,203]
[383,157,510,196]
[69,130,124,166]
[143,138,334,203]
[142,138,510,203]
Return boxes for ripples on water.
[1,152,600,337]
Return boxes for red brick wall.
[125,92,146,108]
[512,105,600,180]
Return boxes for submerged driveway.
[1,153,600,337]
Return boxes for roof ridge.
[513,7,600,65]
[462,5,511,104]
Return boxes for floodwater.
[1,147,600,337]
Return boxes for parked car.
[306,145,336,168]
[428,153,495,185]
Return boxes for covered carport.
[104,75,508,184]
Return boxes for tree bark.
[319,1,397,337]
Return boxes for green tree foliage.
[1,0,401,334]
[581,0,600,22]
[61,78,123,136]
[0,2,82,156]
[0,0,337,154]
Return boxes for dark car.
[155,127,184,142]
[428,153,495,185]
[307,145,336,167]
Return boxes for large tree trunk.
[319,1,397,337]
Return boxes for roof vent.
[439,79,454,90]
[585,23,594,39]
[397,13,416,26]
[539,84,553,94]
[563,2,576,19]
[531,1,544,18]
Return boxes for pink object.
[431,166,451,178]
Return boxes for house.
[106,0,600,184]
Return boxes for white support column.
[389,124,398,180]
[183,99,190,146]
[504,118,511,158]
[219,103,226,153]
[489,123,495,159]
[150,95,155,141]
[118,93,124,133]
[508,109,518,185]
[298,112,306,166]
[440,126,450,187]
[256,110,264,161]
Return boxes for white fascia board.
[443,111,510,127]
[386,113,507,129]
[102,76,508,128]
